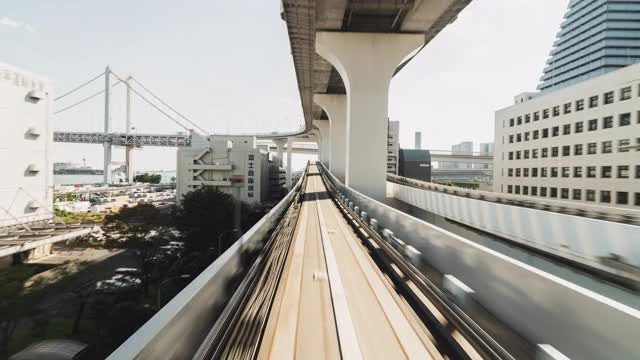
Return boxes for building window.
[621,86,632,101]
[540,187,547,197]
[550,187,558,198]
[636,193,640,206]
[586,190,596,202]
[604,91,614,104]
[618,165,629,178]
[574,167,582,178]
[524,132,530,141]
[531,186,538,196]
[620,113,631,126]
[603,116,613,129]
[533,130,539,140]
[551,147,559,157]
[507,185,513,194]
[524,168,529,177]
[575,99,584,111]
[601,190,611,203]
[517,116,522,125]
[543,109,550,119]
[515,185,520,194]
[248,178,254,184]
[248,154,255,160]
[563,103,571,114]
[551,167,558,177]
[574,144,583,155]
[552,126,559,137]
[587,142,597,154]
[542,128,549,138]
[524,150,530,159]
[532,167,538,177]
[248,185,254,191]
[542,148,548,158]
[563,124,571,135]
[516,168,521,177]
[525,114,531,123]
[553,106,560,116]
[637,165,640,178]
[589,95,598,108]
[508,168,513,177]
[523,186,529,195]
[541,167,548,177]
[509,118,514,127]
[534,111,540,121]
[517,133,522,142]
[617,192,629,205]
[572,189,581,200]
[602,141,612,153]
[516,151,521,160]
[587,166,596,178]
[562,145,570,156]
[509,135,514,144]
[619,139,630,152]
[248,170,254,176]
[574,121,583,133]
[588,119,597,131]
[532,149,539,158]
[509,151,514,160]
[601,166,612,178]
[248,192,254,198]
[562,167,570,177]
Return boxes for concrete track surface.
[257,165,445,360]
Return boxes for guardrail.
[108,169,306,360]
[321,163,640,359]
[388,174,640,225]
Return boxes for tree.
[133,173,162,184]
[173,187,259,252]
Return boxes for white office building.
[387,121,399,175]
[0,64,53,228]
[176,135,277,205]
[494,63,640,209]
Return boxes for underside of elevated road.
[281,0,471,131]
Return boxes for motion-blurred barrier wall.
[108,172,305,360]
[320,163,640,359]
[387,176,640,278]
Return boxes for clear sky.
[2,0,569,171]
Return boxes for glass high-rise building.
[538,0,640,91]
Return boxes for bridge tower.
[103,66,112,184]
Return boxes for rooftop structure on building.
[538,0,640,91]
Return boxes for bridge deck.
[258,165,441,359]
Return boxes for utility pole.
[125,75,134,183]
[103,66,112,184]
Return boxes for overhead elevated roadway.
[111,162,640,360]
[282,0,472,199]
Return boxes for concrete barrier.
[108,171,305,360]
[320,163,640,359]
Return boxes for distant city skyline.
[2,0,569,170]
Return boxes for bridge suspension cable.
[109,71,196,133]
[53,71,105,101]
[130,77,209,135]
[54,80,122,115]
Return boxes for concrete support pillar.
[273,138,287,168]
[313,120,331,167]
[286,138,292,189]
[314,94,346,182]
[316,32,423,200]
[103,66,112,184]
[125,75,134,183]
